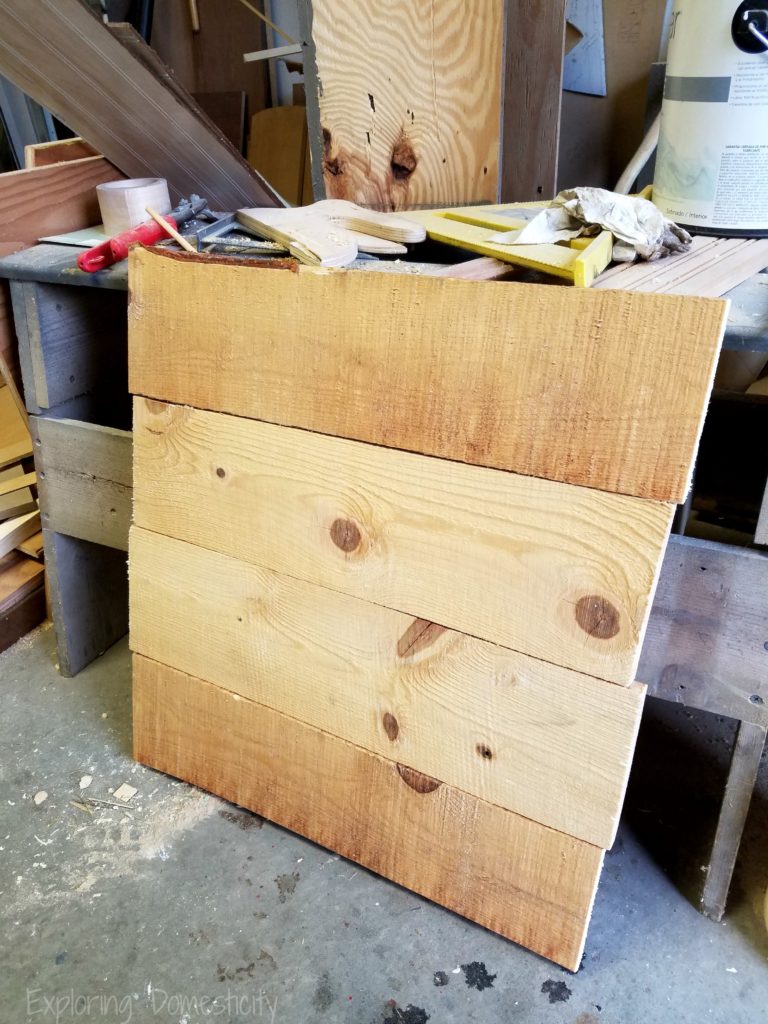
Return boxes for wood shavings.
[113,783,138,803]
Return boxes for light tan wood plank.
[133,653,604,970]
[128,247,727,502]
[134,400,673,684]
[0,465,35,521]
[32,418,132,551]
[16,529,43,560]
[0,469,35,499]
[130,527,645,846]
[0,383,31,469]
[306,0,502,208]
[0,510,40,559]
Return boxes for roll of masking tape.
[96,178,171,235]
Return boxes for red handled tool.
[76,217,181,273]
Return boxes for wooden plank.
[0,155,126,419]
[0,156,122,247]
[302,0,503,208]
[17,530,43,560]
[44,530,128,676]
[0,465,35,521]
[700,721,767,921]
[755,476,768,546]
[128,247,728,502]
[500,0,567,201]
[133,653,605,971]
[0,469,35,499]
[130,526,646,846]
[32,418,132,552]
[24,137,99,169]
[12,281,127,411]
[247,107,308,206]
[0,582,45,654]
[0,549,45,614]
[639,536,768,728]
[0,511,40,559]
[133,399,673,684]
[593,236,768,297]
[0,382,31,468]
[0,1,280,210]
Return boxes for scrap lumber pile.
[0,381,44,652]
[127,247,727,969]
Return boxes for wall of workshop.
[558,0,669,191]
[150,0,271,131]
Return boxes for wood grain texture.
[130,526,645,846]
[305,0,502,208]
[44,530,128,676]
[0,465,35,522]
[0,0,280,209]
[32,418,132,551]
[0,384,31,469]
[0,511,40,559]
[128,248,728,502]
[24,138,99,169]
[639,536,768,728]
[133,653,605,970]
[133,399,673,684]
[593,236,768,297]
[700,720,767,922]
[13,281,127,411]
[500,0,567,201]
[0,549,44,614]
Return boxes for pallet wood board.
[639,536,768,727]
[0,0,280,209]
[32,418,132,552]
[130,526,646,846]
[302,0,503,208]
[593,236,768,297]
[133,399,673,685]
[133,653,605,970]
[128,248,728,502]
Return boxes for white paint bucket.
[653,1,768,235]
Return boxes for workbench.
[0,243,765,924]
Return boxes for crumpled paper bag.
[489,187,692,262]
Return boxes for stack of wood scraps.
[0,379,44,653]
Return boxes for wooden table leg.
[701,719,766,921]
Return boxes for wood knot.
[391,133,417,181]
[575,595,620,640]
[397,619,447,659]
[330,518,361,553]
[382,712,399,742]
[216,466,226,479]
[476,744,493,760]
[396,764,442,794]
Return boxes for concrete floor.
[1,625,767,1024]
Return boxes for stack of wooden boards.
[0,381,44,652]
[127,247,727,969]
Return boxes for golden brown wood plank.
[305,0,502,208]
[0,384,31,469]
[16,530,43,560]
[133,399,673,684]
[24,137,99,169]
[128,248,727,501]
[130,527,646,846]
[0,549,45,614]
[133,654,604,970]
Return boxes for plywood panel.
[304,0,502,208]
[133,399,673,684]
[130,527,645,846]
[128,248,727,502]
[133,654,605,970]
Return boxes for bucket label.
[654,0,768,232]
